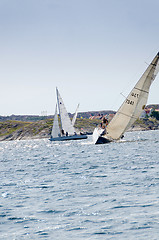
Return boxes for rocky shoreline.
[0,118,159,142]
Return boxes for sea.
[0,130,159,240]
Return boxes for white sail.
[56,88,76,135]
[72,103,79,126]
[51,104,61,138]
[105,52,159,140]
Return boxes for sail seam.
[134,87,149,94]
[118,111,138,120]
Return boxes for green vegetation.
[0,121,31,136]
[151,110,159,120]
[132,118,159,130]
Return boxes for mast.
[56,87,63,130]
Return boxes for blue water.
[0,130,159,240]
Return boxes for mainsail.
[105,52,159,140]
[51,104,61,138]
[72,103,80,126]
[56,87,75,135]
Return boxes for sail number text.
[131,92,139,98]
[125,92,139,105]
[126,99,134,105]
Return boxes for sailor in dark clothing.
[61,129,64,135]
[100,117,108,135]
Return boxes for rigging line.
[120,92,127,99]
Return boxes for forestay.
[56,88,75,135]
[105,52,159,140]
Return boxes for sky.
[1,0,159,116]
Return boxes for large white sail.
[51,104,61,138]
[72,103,79,126]
[105,52,159,140]
[56,88,76,135]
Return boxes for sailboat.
[93,52,159,144]
[50,88,87,141]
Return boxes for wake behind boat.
[93,52,159,144]
[50,88,87,141]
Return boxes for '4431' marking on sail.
[126,92,140,105]
[131,92,139,98]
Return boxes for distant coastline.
[0,114,159,142]
[0,105,159,141]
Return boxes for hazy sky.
[1,0,159,116]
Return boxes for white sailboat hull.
[50,134,87,141]
[93,127,112,144]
